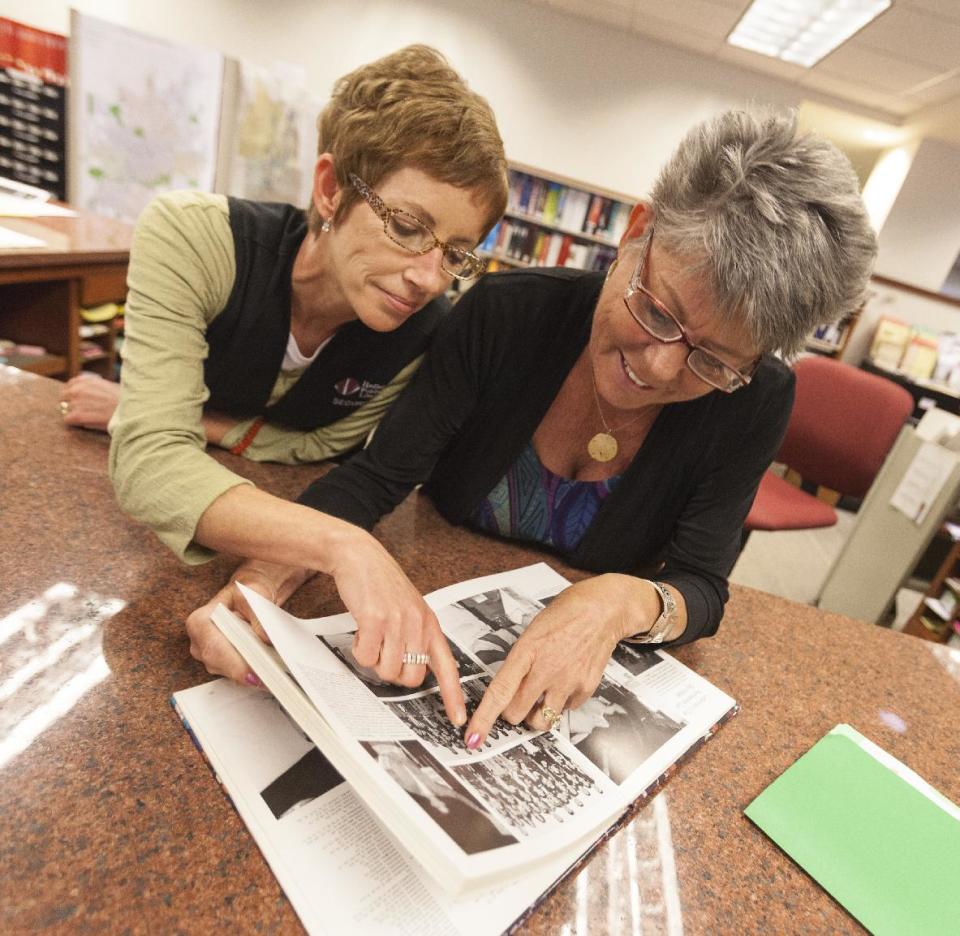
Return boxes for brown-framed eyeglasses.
[348,173,486,281]
[623,230,753,393]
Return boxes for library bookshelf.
[479,162,637,275]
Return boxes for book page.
[0,224,46,248]
[173,679,587,936]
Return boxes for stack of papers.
[0,176,75,218]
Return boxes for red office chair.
[745,355,914,533]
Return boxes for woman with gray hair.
[200,109,877,743]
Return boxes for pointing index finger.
[427,626,466,727]
[464,650,531,749]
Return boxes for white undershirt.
[282,331,334,371]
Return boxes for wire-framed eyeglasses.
[349,173,486,281]
[623,230,753,393]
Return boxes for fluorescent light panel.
[728,0,892,68]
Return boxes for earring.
[321,218,331,233]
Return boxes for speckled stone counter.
[3,365,959,934]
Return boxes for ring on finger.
[59,400,70,417]
[541,705,563,730]
[401,651,430,666]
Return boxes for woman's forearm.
[194,484,363,574]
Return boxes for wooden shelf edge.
[3,353,68,377]
[508,159,638,204]
[480,250,602,273]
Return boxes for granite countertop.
[2,365,959,934]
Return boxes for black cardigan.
[299,268,794,646]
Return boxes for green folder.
[744,724,960,935]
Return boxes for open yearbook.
[173,563,737,934]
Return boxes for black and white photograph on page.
[611,641,665,677]
[385,676,529,757]
[452,734,606,834]
[362,739,517,853]
[438,587,545,672]
[260,746,345,820]
[562,677,687,784]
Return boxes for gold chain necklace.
[588,366,648,462]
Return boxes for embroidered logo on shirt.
[335,377,361,396]
[333,377,385,407]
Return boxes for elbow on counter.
[107,420,231,565]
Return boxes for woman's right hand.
[60,372,120,431]
[328,528,466,727]
[191,490,465,724]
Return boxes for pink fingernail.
[245,672,261,687]
[466,733,481,750]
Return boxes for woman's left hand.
[463,574,643,748]
[59,372,120,431]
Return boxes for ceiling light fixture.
[727,0,892,68]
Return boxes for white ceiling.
[527,0,960,143]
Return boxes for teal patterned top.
[468,441,622,553]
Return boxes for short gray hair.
[647,109,877,357]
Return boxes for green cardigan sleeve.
[108,191,248,564]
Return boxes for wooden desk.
[0,210,133,379]
[3,367,959,934]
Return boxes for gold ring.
[401,651,430,666]
[59,400,70,417]
[541,705,563,730]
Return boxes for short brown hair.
[308,45,507,236]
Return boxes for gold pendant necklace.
[588,366,645,463]
[587,431,619,463]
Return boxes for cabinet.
[78,309,124,379]
[0,210,132,379]
[903,529,960,643]
[479,162,636,274]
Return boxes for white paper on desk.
[0,175,51,201]
[0,194,76,218]
[0,225,46,249]
[889,441,959,524]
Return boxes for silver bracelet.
[624,580,677,644]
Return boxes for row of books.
[508,170,632,243]
[869,315,960,388]
[808,321,850,350]
[481,218,618,272]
